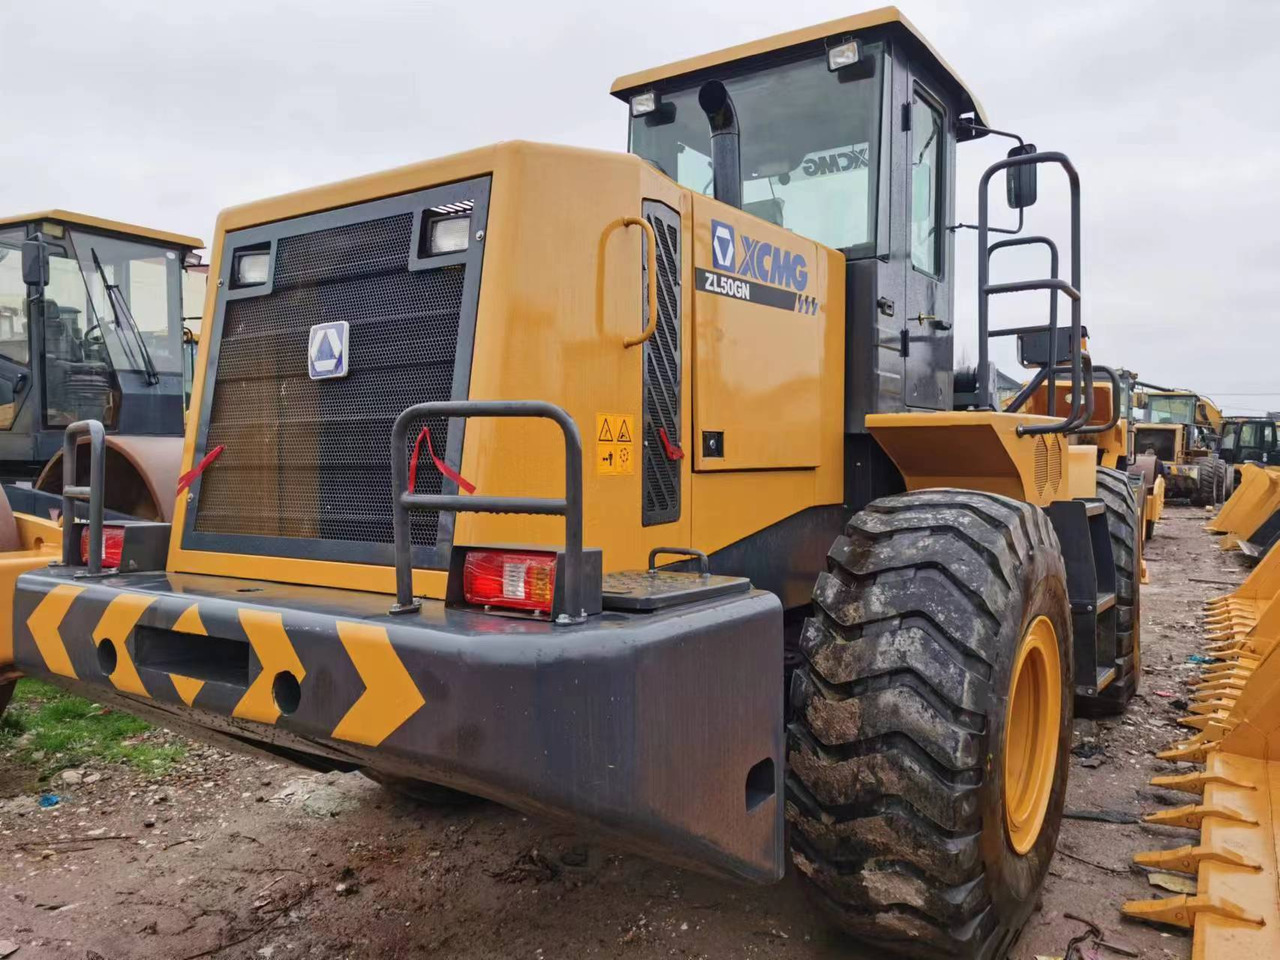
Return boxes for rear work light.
[462,550,557,615]
[80,525,126,569]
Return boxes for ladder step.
[1071,592,1116,614]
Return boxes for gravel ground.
[0,504,1243,959]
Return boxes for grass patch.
[0,678,185,778]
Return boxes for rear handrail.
[389,400,586,620]
[988,235,1059,417]
[61,419,106,574]
[977,151,1083,436]
[1076,364,1122,435]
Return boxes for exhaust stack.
[698,80,741,209]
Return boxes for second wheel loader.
[0,211,206,521]
[1135,386,1228,506]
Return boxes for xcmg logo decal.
[709,219,808,292]
[799,143,870,178]
[700,220,819,315]
[712,220,736,272]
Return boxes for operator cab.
[1143,390,1221,450]
[613,7,994,417]
[0,211,204,473]
[1221,418,1279,466]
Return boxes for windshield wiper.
[91,248,159,386]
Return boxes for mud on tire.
[1077,468,1141,715]
[787,489,1072,960]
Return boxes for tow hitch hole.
[272,671,302,715]
[745,757,775,812]
[96,638,118,676]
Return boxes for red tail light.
[80,526,126,568]
[462,550,557,614]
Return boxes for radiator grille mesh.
[642,202,681,526]
[194,211,466,551]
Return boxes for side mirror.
[1005,143,1038,209]
[21,236,49,288]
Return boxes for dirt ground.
[0,504,1246,960]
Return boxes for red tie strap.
[176,444,225,494]
[408,426,475,495]
[658,427,685,461]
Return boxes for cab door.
[0,231,32,430]
[902,79,951,409]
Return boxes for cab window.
[0,231,27,364]
[630,47,885,255]
[910,91,944,276]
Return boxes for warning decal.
[596,413,636,476]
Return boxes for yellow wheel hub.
[1004,615,1062,855]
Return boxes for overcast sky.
[2,0,1276,414]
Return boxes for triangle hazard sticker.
[617,420,632,443]
[598,420,614,442]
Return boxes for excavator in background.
[0,211,205,521]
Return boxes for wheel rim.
[1003,615,1061,855]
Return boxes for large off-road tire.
[1077,468,1141,716]
[1215,458,1231,504]
[1193,457,1217,507]
[787,489,1073,960]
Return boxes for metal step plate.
[602,570,750,611]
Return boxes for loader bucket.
[1208,464,1280,552]
[1123,543,1280,956]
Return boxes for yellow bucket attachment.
[1125,579,1280,956]
[1209,464,1280,550]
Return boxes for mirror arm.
[957,119,1026,148]
[948,208,1022,236]
[949,122,1032,235]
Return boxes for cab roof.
[0,209,203,251]
[610,6,987,125]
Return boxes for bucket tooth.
[1143,802,1258,830]
[1150,770,1258,796]
[1198,665,1251,680]
[1192,694,1240,711]
[1161,722,1233,751]
[1194,678,1249,696]
[1178,712,1231,731]
[1189,699,1238,716]
[1121,894,1265,929]
[1133,844,1263,873]
[1158,740,1219,763]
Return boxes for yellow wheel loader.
[0,211,206,520]
[0,9,1146,958]
[1135,386,1228,507]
